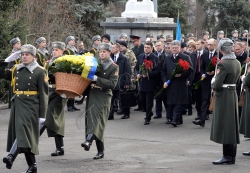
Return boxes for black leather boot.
[81,134,95,151]
[93,138,104,159]
[3,141,20,169]
[51,135,64,156]
[23,152,37,173]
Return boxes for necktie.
[114,56,116,63]
[196,51,201,73]
[210,52,213,59]
[174,54,176,59]
[158,52,161,57]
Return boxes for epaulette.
[37,65,45,70]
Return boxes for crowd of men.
[1,28,250,171]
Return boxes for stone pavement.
[0,104,250,173]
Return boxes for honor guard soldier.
[157,35,165,42]
[118,33,128,42]
[217,30,224,42]
[1,44,48,172]
[64,36,80,112]
[231,30,239,42]
[242,30,248,38]
[101,34,112,44]
[146,33,154,42]
[202,31,209,40]
[210,38,241,165]
[36,37,49,67]
[81,43,119,159]
[90,35,101,57]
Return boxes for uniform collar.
[38,48,48,56]
[17,59,39,72]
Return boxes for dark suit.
[153,51,167,117]
[190,50,207,117]
[161,52,193,124]
[135,52,159,122]
[109,53,131,117]
[199,50,217,122]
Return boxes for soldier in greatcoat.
[1,44,48,173]
[210,38,241,165]
[239,64,250,156]
[35,37,49,67]
[81,43,119,159]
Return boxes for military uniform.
[124,49,136,78]
[1,44,48,172]
[210,49,241,164]
[36,48,49,67]
[240,72,250,137]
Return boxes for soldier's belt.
[49,84,56,88]
[15,91,38,95]
[222,84,236,90]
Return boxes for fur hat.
[21,44,36,56]
[92,35,101,42]
[146,33,153,38]
[118,33,128,39]
[52,41,66,50]
[36,37,46,44]
[98,43,112,52]
[10,37,21,46]
[218,38,234,53]
[101,34,111,41]
[66,36,75,43]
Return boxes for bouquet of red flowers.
[139,59,153,80]
[193,56,217,89]
[155,59,190,98]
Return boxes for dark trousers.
[155,96,167,116]
[139,91,154,121]
[200,99,209,121]
[110,90,130,115]
[167,104,182,123]
[193,73,202,116]
[223,144,237,157]
[67,99,74,107]
[181,89,193,112]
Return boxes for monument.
[100,0,176,43]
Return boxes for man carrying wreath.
[161,40,193,127]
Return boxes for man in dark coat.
[193,39,218,127]
[210,38,241,165]
[153,40,167,119]
[108,43,131,120]
[135,42,159,125]
[161,40,193,127]
[130,35,145,111]
[1,44,48,172]
[190,40,206,121]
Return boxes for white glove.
[93,75,98,81]
[75,95,83,101]
[211,77,215,85]
[5,50,21,62]
[146,38,150,42]
[39,118,46,124]
[60,94,67,98]
[241,75,245,82]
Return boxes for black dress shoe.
[67,107,74,112]
[121,115,130,119]
[51,148,64,156]
[72,106,80,111]
[194,116,200,120]
[205,115,209,120]
[3,154,14,169]
[153,115,162,119]
[93,152,104,159]
[171,121,177,127]
[116,109,124,115]
[22,165,37,173]
[165,119,171,124]
[81,141,92,151]
[144,120,150,125]
[243,151,250,156]
[134,107,142,111]
[177,121,183,125]
[108,115,114,120]
[181,110,187,115]
[188,110,192,115]
[212,156,234,165]
[192,120,205,127]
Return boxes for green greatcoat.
[240,73,250,137]
[210,57,241,144]
[1,61,48,155]
[86,58,119,142]
[44,60,67,137]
